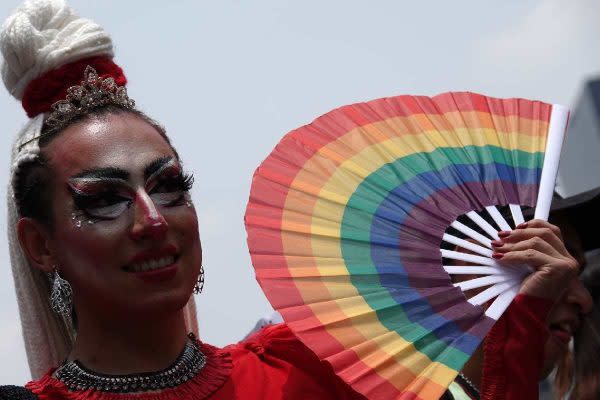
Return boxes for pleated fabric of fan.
[245,92,554,399]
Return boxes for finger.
[495,248,580,276]
[516,219,563,240]
[497,227,569,257]
[518,269,574,301]
[493,248,558,268]
[492,236,563,258]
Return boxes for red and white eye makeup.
[67,156,193,229]
[145,157,193,209]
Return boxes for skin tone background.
[0,0,599,383]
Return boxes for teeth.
[130,256,175,272]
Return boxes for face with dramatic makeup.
[41,112,201,321]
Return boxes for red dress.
[27,296,552,400]
[25,324,366,400]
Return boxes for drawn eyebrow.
[71,167,129,181]
[68,156,178,191]
[144,156,178,182]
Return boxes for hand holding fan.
[244,92,568,399]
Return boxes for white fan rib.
[535,104,569,221]
[465,211,500,240]
[467,279,520,306]
[450,220,492,248]
[454,274,513,292]
[442,233,493,257]
[509,204,525,226]
[484,284,521,320]
[485,205,512,231]
[440,249,499,267]
[443,265,505,275]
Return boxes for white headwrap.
[2,0,198,379]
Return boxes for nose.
[564,277,593,316]
[129,191,168,241]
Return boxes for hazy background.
[1,0,599,383]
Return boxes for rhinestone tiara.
[19,65,135,150]
[45,65,135,130]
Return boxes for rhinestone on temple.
[44,66,135,134]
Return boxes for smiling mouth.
[549,322,576,345]
[124,255,178,273]
[551,322,574,334]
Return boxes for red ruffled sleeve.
[221,323,366,400]
[481,294,554,400]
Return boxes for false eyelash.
[179,171,194,192]
[155,171,194,193]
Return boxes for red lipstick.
[135,264,178,283]
[550,329,572,345]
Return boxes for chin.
[125,290,193,320]
[119,270,196,315]
[541,340,567,379]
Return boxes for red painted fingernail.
[517,222,528,229]
[498,231,511,238]
[491,240,504,247]
[492,252,504,259]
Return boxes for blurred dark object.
[523,187,600,252]
[558,77,600,196]
[569,252,600,400]
[0,386,38,399]
[582,251,600,299]
[553,252,600,400]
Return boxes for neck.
[460,342,483,392]
[69,307,189,375]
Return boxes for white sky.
[1,0,599,383]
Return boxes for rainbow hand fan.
[244,92,568,399]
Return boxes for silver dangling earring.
[49,267,73,317]
[193,264,204,295]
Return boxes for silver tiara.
[18,66,135,150]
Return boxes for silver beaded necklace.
[55,333,206,393]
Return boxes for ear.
[16,217,57,273]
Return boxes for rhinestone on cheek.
[70,212,95,229]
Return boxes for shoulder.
[23,370,70,400]
[224,323,301,372]
[228,323,317,366]
[0,385,38,400]
[225,323,365,400]
[239,321,298,347]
